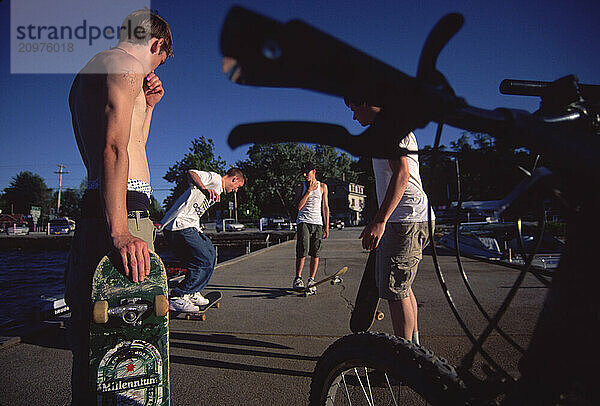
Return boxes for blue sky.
[1,0,598,207]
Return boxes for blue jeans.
[165,228,215,297]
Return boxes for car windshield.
[50,220,69,226]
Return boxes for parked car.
[330,219,345,229]
[6,223,30,235]
[264,217,296,230]
[216,219,245,232]
[49,218,71,235]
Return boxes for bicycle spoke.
[354,368,374,406]
[341,372,351,405]
[364,368,374,405]
[383,373,398,406]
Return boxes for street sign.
[30,206,41,225]
[228,201,234,210]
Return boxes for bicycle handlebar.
[500,78,600,101]
[220,6,600,177]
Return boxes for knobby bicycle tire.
[310,332,467,405]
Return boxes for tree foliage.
[420,133,536,205]
[51,188,83,219]
[163,136,227,209]
[2,171,52,215]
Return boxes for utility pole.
[234,191,238,222]
[55,164,69,213]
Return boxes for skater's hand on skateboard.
[202,188,221,202]
[359,221,386,251]
[112,233,150,282]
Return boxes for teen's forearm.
[103,145,129,237]
[297,190,311,210]
[141,106,154,142]
[188,171,207,189]
[323,205,330,228]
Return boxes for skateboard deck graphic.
[300,266,348,296]
[90,251,170,405]
[170,291,222,321]
[350,252,384,333]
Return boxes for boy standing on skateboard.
[66,10,173,404]
[160,168,245,311]
[346,99,434,344]
[293,162,330,293]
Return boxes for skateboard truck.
[108,298,148,325]
[93,295,168,325]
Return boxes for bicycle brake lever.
[221,7,466,152]
[228,121,413,159]
[220,6,449,114]
[417,13,463,94]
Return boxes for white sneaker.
[169,295,200,312]
[307,277,317,293]
[293,277,304,290]
[189,292,210,306]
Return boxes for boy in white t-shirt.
[346,98,434,344]
[160,168,244,311]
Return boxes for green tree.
[51,188,83,219]
[420,132,535,205]
[314,145,359,183]
[2,171,52,215]
[163,136,227,210]
[149,195,164,221]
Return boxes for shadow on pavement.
[21,325,69,350]
[171,355,312,378]
[207,284,296,299]
[170,332,292,349]
[170,341,319,362]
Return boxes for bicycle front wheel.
[310,332,466,406]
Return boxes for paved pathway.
[0,227,548,405]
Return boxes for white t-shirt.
[372,132,434,223]
[160,170,223,232]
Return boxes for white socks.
[412,331,420,345]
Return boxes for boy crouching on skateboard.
[160,168,244,311]
[346,98,434,344]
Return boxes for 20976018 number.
[18,42,74,53]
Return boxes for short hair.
[226,167,245,182]
[119,9,173,57]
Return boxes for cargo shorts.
[376,221,432,300]
[296,222,323,258]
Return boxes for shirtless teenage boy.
[65,10,173,404]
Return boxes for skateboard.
[350,252,385,333]
[170,291,222,321]
[90,251,170,405]
[299,266,348,296]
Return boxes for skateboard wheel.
[215,302,220,309]
[92,301,108,324]
[185,314,191,320]
[376,311,385,321]
[200,314,206,321]
[154,295,169,317]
